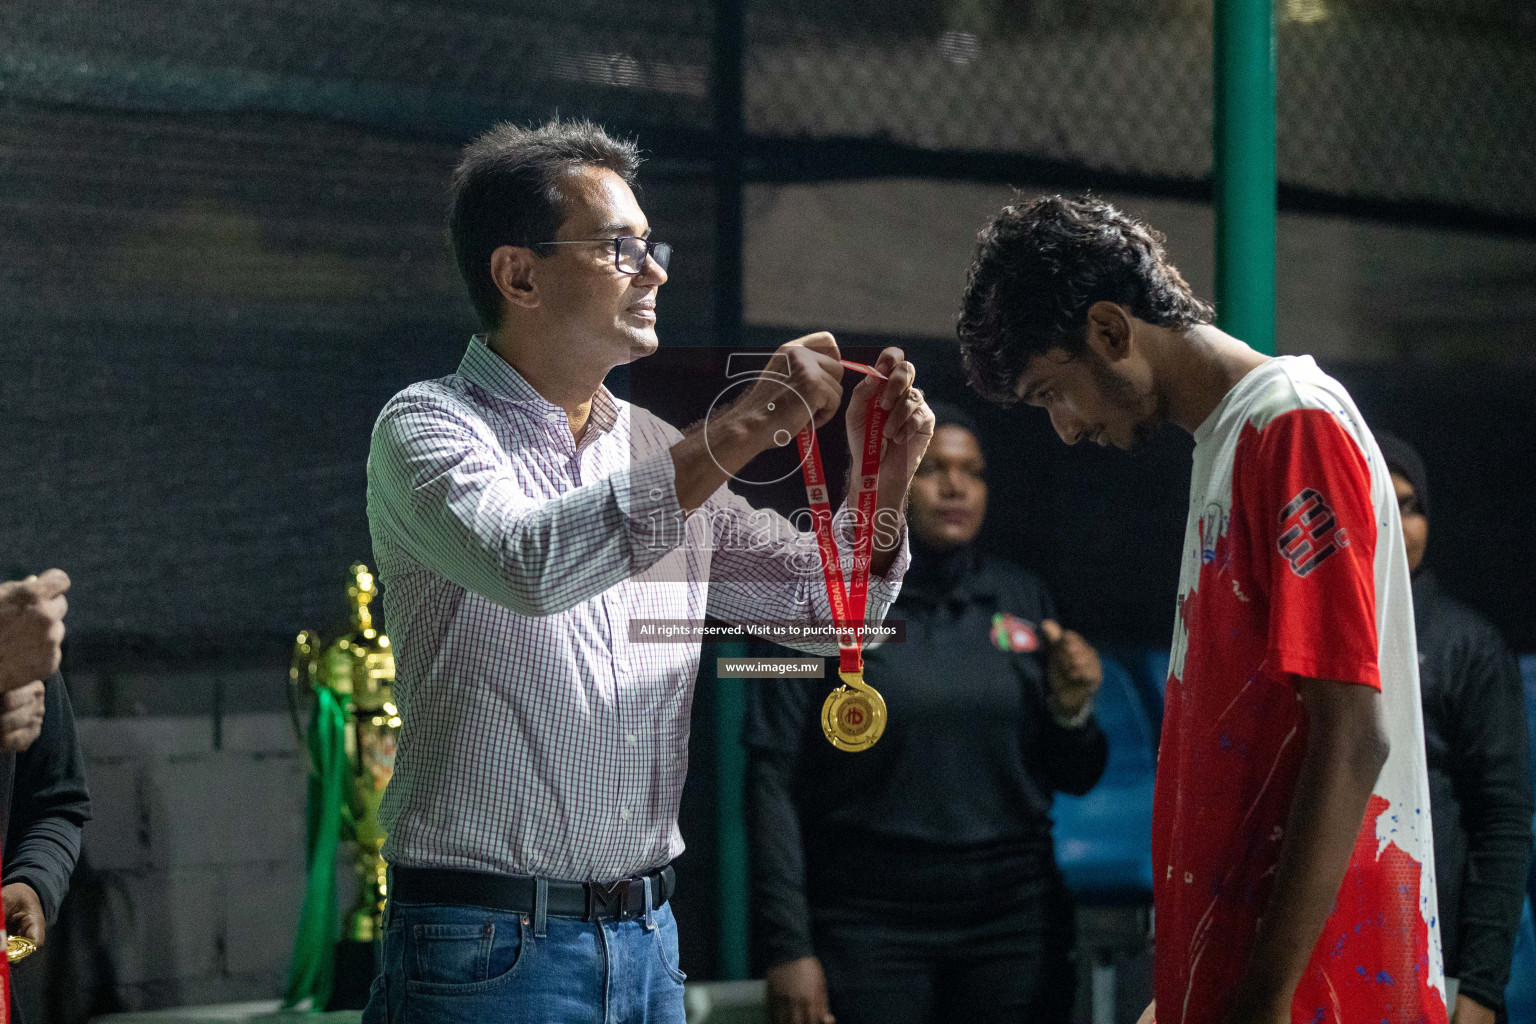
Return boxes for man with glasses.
[361,119,933,1024]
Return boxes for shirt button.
[619,807,632,822]
[625,733,637,746]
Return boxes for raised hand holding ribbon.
[800,359,891,752]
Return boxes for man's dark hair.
[448,119,642,329]
[957,194,1214,404]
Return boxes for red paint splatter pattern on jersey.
[1155,392,1445,1024]
[1293,796,1442,1024]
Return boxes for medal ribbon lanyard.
[795,359,890,751]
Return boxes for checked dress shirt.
[366,335,908,883]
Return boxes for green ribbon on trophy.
[282,564,399,1011]
[282,664,350,1010]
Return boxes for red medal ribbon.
[794,360,889,675]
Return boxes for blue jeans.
[361,898,687,1024]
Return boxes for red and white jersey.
[1154,356,1446,1024]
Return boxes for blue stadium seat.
[1143,650,1170,705]
[1510,896,1536,1024]
[1053,653,1158,901]
[1098,643,1169,731]
[1523,655,1536,913]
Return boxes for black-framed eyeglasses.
[534,235,671,275]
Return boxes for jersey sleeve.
[1236,408,1381,690]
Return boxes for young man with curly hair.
[957,195,1448,1024]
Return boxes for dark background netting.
[3,0,1533,1001]
[0,99,720,664]
[0,0,715,138]
[3,0,1533,660]
[2,0,1531,216]
[746,0,1535,217]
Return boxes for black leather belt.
[391,864,676,922]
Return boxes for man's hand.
[765,956,834,1024]
[1453,994,1496,1024]
[1041,619,1102,718]
[0,680,46,752]
[845,347,933,577]
[844,346,935,493]
[743,333,847,440]
[671,334,846,512]
[1134,999,1156,1024]
[0,570,69,693]
[3,881,45,947]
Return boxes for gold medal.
[7,934,37,964]
[793,360,892,753]
[821,670,887,751]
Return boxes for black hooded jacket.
[1415,570,1533,1014]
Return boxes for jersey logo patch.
[1277,487,1350,577]
[990,613,1039,653]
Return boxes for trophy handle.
[288,630,322,770]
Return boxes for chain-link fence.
[0,0,713,137]
[4,9,1529,1013]
[1,0,1531,219]
[747,0,1536,218]
[2,0,1531,653]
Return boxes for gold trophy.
[290,563,399,942]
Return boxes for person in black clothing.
[4,670,91,1023]
[1377,434,1533,1024]
[744,403,1107,1024]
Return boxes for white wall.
[60,706,311,1013]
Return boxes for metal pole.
[712,0,750,982]
[714,652,751,980]
[1214,0,1277,356]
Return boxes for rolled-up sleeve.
[367,392,684,617]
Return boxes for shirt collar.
[1192,356,1294,448]
[459,334,621,436]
